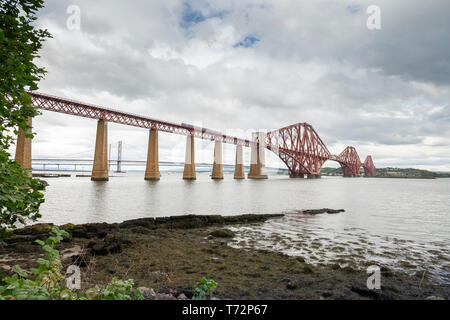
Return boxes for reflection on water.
[38,172,450,284]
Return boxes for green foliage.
[192,277,217,300]
[0,226,143,300]
[0,157,48,239]
[0,0,51,238]
[0,226,73,300]
[81,278,143,300]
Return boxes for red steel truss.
[266,123,331,176]
[332,146,362,177]
[265,123,376,177]
[27,92,254,147]
[363,155,376,177]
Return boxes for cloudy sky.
[16,0,450,170]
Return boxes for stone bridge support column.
[91,119,109,181]
[234,145,245,179]
[211,140,223,179]
[145,129,160,180]
[248,132,268,179]
[183,135,196,180]
[307,174,321,179]
[15,118,32,176]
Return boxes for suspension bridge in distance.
[30,158,290,174]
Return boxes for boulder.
[209,229,235,238]
[177,293,188,300]
[138,287,156,299]
[302,208,345,215]
[13,223,53,236]
[89,233,123,255]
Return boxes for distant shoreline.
[372,175,437,179]
[322,166,450,179]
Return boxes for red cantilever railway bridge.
[27,91,375,177]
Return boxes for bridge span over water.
[14,92,375,181]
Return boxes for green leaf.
[13,265,28,278]
[36,258,50,267]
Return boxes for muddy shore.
[1,214,448,300]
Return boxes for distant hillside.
[321,167,450,178]
[320,167,343,175]
[374,167,450,179]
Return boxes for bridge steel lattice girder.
[332,146,362,177]
[266,123,331,176]
[363,155,376,177]
[27,92,255,148]
[265,123,375,178]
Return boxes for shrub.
[192,277,217,300]
[0,0,50,240]
[0,226,142,300]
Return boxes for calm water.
[38,172,450,284]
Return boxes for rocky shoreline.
[1,213,448,300]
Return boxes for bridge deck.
[28,92,255,147]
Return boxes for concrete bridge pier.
[145,129,160,180]
[91,119,109,181]
[211,140,223,179]
[15,118,32,176]
[183,135,196,180]
[248,132,268,179]
[307,174,321,179]
[234,145,245,179]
